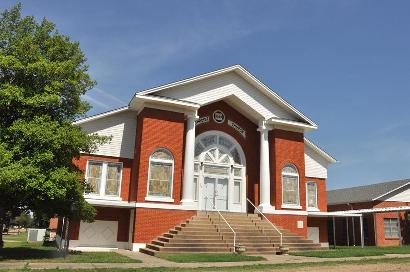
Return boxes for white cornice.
[130,94,200,114]
[74,106,130,125]
[304,138,337,164]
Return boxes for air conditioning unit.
[27,228,46,242]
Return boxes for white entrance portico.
[193,131,246,213]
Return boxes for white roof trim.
[270,118,317,131]
[130,94,200,112]
[335,206,410,214]
[136,65,317,128]
[308,211,362,217]
[74,106,130,125]
[372,181,410,201]
[304,138,337,163]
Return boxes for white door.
[202,176,228,211]
[308,227,320,244]
[203,177,216,210]
[216,178,228,210]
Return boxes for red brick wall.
[49,217,59,230]
[133,208,195,243]
[266,214,307,237]
[373,201,410,246]
[196,101,260,207]
[70,207,131,242]
[134,108,185,203]
[307,217,328,242]
[306,177,327,212]
[270,129,306,210]
[73,154,133,201]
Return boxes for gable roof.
[133,65,317,129]
[327,179,410,205]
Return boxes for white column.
[181,113,198,208]
[257,120,275,213]
[360,215,364,248]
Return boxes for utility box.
[27,228,46,242]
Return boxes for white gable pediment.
[156,72,298,123]
[381,184,410,202]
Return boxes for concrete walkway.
[1,251,410,270]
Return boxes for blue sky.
[2,0,410,189]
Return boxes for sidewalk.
[1,251,410,270]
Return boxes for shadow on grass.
[0,247,65,261]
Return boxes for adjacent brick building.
[328,179,410,247]
[54,65,336,251]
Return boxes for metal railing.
[247,198,283,246]
[205,197,237,252]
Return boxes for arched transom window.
[282,164,300,207]
[194,134,242,165]
[147,148,174,201]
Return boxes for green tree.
[0,4,108,247]
[13,212,33,228]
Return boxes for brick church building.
[54,65,336,252]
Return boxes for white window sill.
[85,195,122,201]
[145,196,175,203]
[281,204,302,210]
[307,207,320,212]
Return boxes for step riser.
[140,211,322,255]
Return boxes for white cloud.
[90,87,128,105]
[82,94,112,110]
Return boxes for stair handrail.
[247,198,283,246]
[208,199,237,252]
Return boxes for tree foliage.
[0,4,108,245]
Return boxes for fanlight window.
[282,164,300,206]
[148,149,174,199]
[195,134,241,165]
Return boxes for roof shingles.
[327,179,410,205]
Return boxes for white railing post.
[247,198,283,246]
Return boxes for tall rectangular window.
[86,160,122,198]
[86,161,103,194]
[307,182,318,209]
[384,218,399,238]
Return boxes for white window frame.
[384,218,400,238]
[281,164,301,209]
[306,181,319,211]
[145,148,175,203]
[85,160,123,200]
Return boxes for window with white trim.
[282,164,300,206]
[384,218,399,238]
[307,182,318,209]
[147,148,174,200]
[86,161,122,197]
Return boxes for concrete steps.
[140,211,323,256]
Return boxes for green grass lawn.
[1,257,410,272]
[159,253,266,263]
[290,245,410,258]
[0,232,141,263]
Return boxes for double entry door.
[202,176,228,211]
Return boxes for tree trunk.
[0,211,4,248]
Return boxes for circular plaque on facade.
[213,110,225,124]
